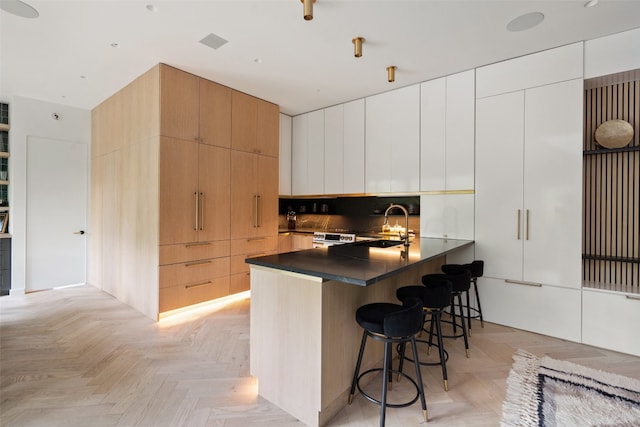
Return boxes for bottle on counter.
[287,206,297,230]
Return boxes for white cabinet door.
[523,80,583,289]
[279,114,292,196]
[307,110,325,195]
[480,278,582,343]
[420,194,474,240]
[475,91,525,281]
[420,77,446,191]
[343,99,365,194]
[291,114,308,195]
[445,70,475,190]
[582,289,640,357]
[292,110,324,195]
[366,85,420,193]
[324,104,344,194]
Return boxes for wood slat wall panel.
[583,72,640,291]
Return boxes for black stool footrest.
[356,368,421,409]
[425,318,466,339]
[397,339,449,366]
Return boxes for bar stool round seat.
[348,298,428,427]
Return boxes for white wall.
[8,96,91,294]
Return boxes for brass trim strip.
[505,279,542,287]
[279,189,475,198]
[185,280,212,289]
[185,260,212,267]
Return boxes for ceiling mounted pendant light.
[301,0,315,21]
[352,37,365,58]
[387,66,397,83]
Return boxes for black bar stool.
[348,298,428,427]
[467,260,485,329]
[439,265,471,357]
[396,274,453,391]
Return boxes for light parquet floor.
[1,285,639,427]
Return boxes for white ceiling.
[1,0,639,116]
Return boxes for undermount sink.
[361,239,404,248]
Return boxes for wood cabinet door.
[257,155,279,237]
[230,150,258,239]
[160,65,199,142]
[475,91,524,281]
[257,100,279,157]
[199,78,231,148]
[231,91,258,154]
[197,144,231,242]
[159,137,199,245]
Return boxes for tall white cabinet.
[292,110,324,195]
[365,85,420,193]
[474,43,583,342]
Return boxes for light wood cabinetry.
[279,114,292,195]
[232,91,279,157]
[90,63,278,320]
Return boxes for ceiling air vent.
[199,33,228,50]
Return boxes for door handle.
[256,194,261,228]
[526,209,530,240]
[194,192,199,231]
[73,230,85,235]
[253,194,259,228]
[517,209,521,240]
[199,192,204,231]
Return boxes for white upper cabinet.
[365,85,420,193]
[324,99,365,195]
[279,114,292,196]
[420,70,475,191]
[584,27,640,78]
[476,42,583,99]
[292,110,324,195]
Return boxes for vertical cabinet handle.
[517,209,521,240]
[257,194,261,228]
[526,209,530,240]
[253,194,259,228]
[199,192,205,231]
[194,192,199,231]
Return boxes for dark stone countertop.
[246,237,473,286]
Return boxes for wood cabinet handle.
[505,279,542,287]
[185,280,211,289]
[194,192,199,231]
[254,194,259,228]
[257,194,262,228]
[185,242,211,248]
[185,260,211,267]
[199,192,205,231]
[247,237,266,242]
[517,209,521,240]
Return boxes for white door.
[26,136,88,291]
[475,91,525,281]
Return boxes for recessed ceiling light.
[80,75,88,80]
[507,12,544,32]
[110,43,120,48]
[584,0,599,7]
[146,4,158,12]
[0,0,39,18]
[254,58,262,64]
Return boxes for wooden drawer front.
[159,257,230,289]
[582,290,640,357]
[230,272,250,295]
[231,249,277,275]
[159,276,230,313]
[230,235,277,256]
[160,240,230,265]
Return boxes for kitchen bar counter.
[249,237,473,426]
[247,237,473,286]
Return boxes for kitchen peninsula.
[247,237,472,426]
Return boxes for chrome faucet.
[383,204,410,248]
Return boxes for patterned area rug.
[502,349,640,426]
